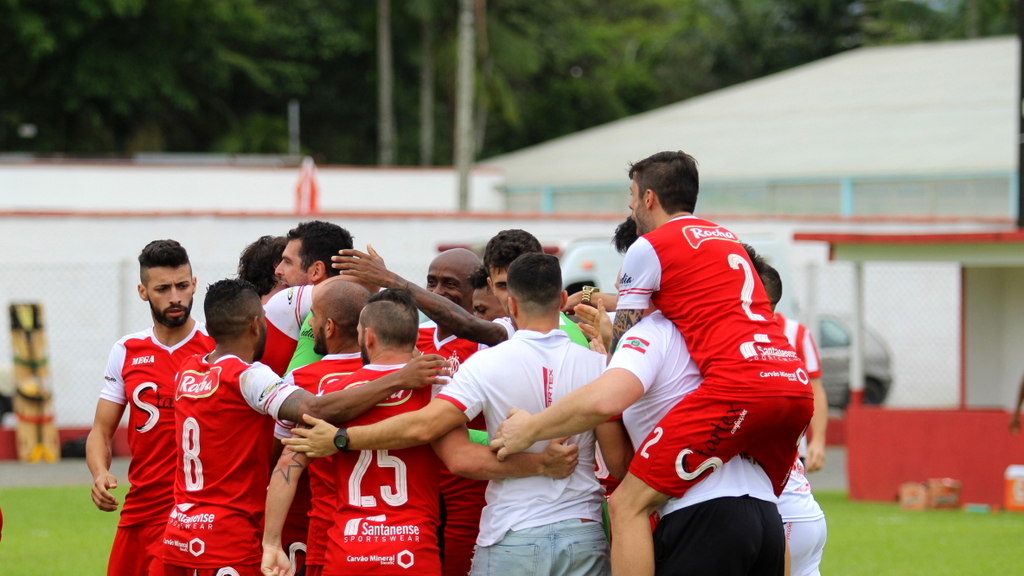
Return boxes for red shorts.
[109,523,166,576]
[629,387,813,497]
[164,563,260,576]
[306,516,332,565]
[439,470,486,576]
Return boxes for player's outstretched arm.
[563,290,618,314]
[491,368,644,461]
[262,447,311,576]
[285,397,468,457]
[805,376,828,472]
[86,399,127,512]
[276,355,451,427]
[334,246,509,346]
[433,425,579,481]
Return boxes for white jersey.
[777,457,825,523]
[607,312,776,518]
[436,329,606,546]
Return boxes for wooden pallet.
[10,303,59,463]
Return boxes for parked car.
[817,315,893,408]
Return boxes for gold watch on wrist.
[581,286,597,306]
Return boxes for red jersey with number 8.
[617,216,810,398]
[324,364,441,576]
[163,354,299,569]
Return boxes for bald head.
[310,276,370,355]
[426,248,481,313]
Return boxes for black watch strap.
[333,428,351,453]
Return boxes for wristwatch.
[581,286,597,306]
[333,428,351,453]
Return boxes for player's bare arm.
[595,419,633,481]
[335,247,508,346]
[492,368,645,461]
[284,396,469,457]
[85,399,127,512]
[432,426,579,481]
[262,447,312,576]
[563,290,618,313]
[276,354,450,426]
[611,309,644,351]
[806,376,828,472]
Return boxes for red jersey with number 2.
[617,216,810,398]
[324,364,441,576]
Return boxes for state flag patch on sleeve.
[621,337,650,354]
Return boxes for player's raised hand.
[332,245,395,288]
[282,414,339,458]
[491,407,535,461]
[575,298,612,353]
[261,543,294,576]
[539,437,579,479]
[396,354,452,389]
[91,472,120,512]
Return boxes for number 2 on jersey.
[349,450,408,507]
[728,253,766,322]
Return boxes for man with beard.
[87,239,215,576]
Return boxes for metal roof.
[484,37,1018,188]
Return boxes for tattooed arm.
[611,309,644,351]
[261,447,312,576]
[333,247,509,346]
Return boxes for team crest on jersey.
[621,337,650,354]
[448,351,462,374]
[176,367,222,400]
[682,225,739,249]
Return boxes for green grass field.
[1,488,1022,574]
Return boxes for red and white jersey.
[262,284,314,376]
[162,354,300,568]
[608,312,776,518]
[777,313,821,379]
[617,215,810,398]
[777,457,824,523]
[417,321,486,429]
[281,352,364,565]
[99,323,214,527]
[325,364,441,576]
[437,330,606,547]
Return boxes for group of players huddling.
[86,151,828,576]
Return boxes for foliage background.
[0,0,1017,163]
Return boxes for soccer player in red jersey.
[262,221,354,377]
[162,279,449,576]
[265,288,579,576]
[605,151,814,575]
[86,240,215,576]
[264,277,370,576]
[469,265,503,322]
[417,249,489,576]
[237,235,288,305]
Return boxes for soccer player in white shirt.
[287,253,632,576]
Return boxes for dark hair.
[204,278,263,341]
[468,266,490,290]
[483,229,542,274]
[360,288,419,349]
[237,236,287,297]
[138,239,190,283]
[506,253,562,314]
[628,151,700,214]
[286,221,354,278]
[613,217,639,255]
[743,243,782,307]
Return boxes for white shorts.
[785,517,826,576]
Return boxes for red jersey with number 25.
[99,324,214,528]
[325,364,441,576]
[617,216,810,398]
[163,354,300,569]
